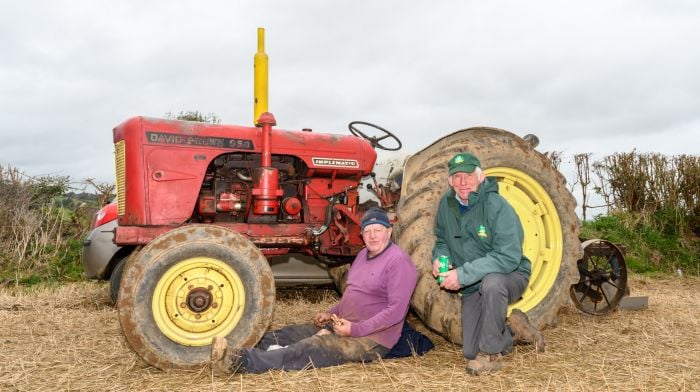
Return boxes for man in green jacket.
[432,152,544,375]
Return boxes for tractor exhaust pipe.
[254,27,268,126]
[251,29,282,214]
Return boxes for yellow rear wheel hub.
[485,167,564,314]
[152,257,245,346]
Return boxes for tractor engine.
[196,153,305,225]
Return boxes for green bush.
[582,209,699,276]
[0,165,98,285]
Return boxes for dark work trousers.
[461,271,529,360]
[240,323,390,374]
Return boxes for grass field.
[1,275,698,391]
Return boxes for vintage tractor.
[113,29,592,369]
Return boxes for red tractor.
[114,110,407,368]
[113,29,587,369]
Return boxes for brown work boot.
[210,336,245,375]
[507,309,545,352]
[466,353,503,375]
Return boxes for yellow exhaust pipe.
[254,27,268,125]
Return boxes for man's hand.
[332,318,352,337]
[432,258,441,278]
[313,312,332,328]
[439,270,460,291]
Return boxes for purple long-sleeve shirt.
[328,242,417,348]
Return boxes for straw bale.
[0,275,698,391]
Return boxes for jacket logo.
[477,225,488,238]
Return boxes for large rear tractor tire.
[117,225,275,370]
[328,264,351,294]
[395,127,581,344]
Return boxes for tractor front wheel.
[117,225,275,370]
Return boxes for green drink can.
[438,255,449,283]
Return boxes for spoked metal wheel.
[569,239,628,315]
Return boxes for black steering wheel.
[348,121,402,151]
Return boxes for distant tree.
[165,110,221,124]
[83,178,115,207]
[574,153,592,221]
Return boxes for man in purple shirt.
[211,207,418,374]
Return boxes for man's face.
[448,171,483,202]
[361,223,392,256]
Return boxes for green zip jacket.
[432,177,531,295]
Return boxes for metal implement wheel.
[117,224,275,370]
[570,239,628,315]
[395,127,582,343]
[348,121,402,151]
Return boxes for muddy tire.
[117,225,275,370]
[328,264,351,294]
[109,256,127,305]
[395,127,581,344]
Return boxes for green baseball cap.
[448,153,481,175]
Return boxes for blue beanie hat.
[360,207,391,230]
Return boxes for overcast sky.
[1,0,698,189]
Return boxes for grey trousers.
[241,323,390,374]
[461,271,529,360]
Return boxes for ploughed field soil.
[1,275,698,391]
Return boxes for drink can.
[438,255,449,283]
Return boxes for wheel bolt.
[208,285,213,290]
[195,314,201,320]
[212,303,218,308]
[180,303,186,308]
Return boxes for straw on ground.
[0,275,698,391]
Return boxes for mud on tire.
[395,127,581,344]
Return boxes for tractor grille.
[114,140,126,216]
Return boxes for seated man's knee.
[480,273,508,296]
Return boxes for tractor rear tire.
[117,224,275,370]
[395,127,581,344]
[328,263,351,294]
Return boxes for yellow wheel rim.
[485,167,564,314]
[152,257,245,346]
